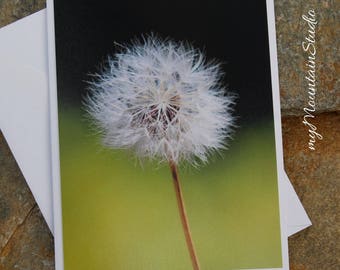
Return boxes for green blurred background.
[58,108,282,270]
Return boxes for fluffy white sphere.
[85,35,235,165]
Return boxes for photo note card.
[47,0,287,269]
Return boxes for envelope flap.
[0,59,53,232]
[0,10,47,72]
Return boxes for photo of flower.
[53,0,283,269]
[85,35,234,165]
[85,35,235,269]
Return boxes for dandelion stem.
[169,161,200,270]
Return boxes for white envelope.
[0,9,311,237]
[0,10,53,232]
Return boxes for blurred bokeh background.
[58,108,281,269]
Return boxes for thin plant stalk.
[169,161,200,270]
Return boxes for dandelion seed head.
[85,35,235,165]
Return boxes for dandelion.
[85,35,235,270]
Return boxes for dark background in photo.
[54,0,273,126]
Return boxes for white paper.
[0,10,53,232]
[283,172,312,236]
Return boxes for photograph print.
[49,0,284,269]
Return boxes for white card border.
[47,1,64,269]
